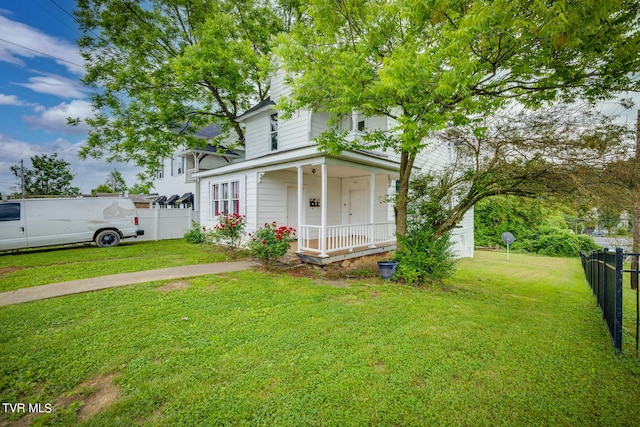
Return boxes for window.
[211,180,241,217]
[270,113,278,151]
[231,181,240,214]
[358,120,365,131]
[0,203,20,221]
[212,184,220,216]
[222,183,229,215]
[171,156,184,176]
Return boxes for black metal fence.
[580,248,640,355]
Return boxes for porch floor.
[289,239,396,266]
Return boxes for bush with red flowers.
[247,222,296,268]
[207,213,246,250]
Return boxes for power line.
[0,38,84,68]
[32,0,82,39]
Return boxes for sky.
[0,1,638,197]
[0,0,140,196]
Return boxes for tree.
[411,105,634,240]
[129,181,153,194]
[74,0,297,177]
[276,0,640,236]
[105,170,128,193]
[10,154,80,196]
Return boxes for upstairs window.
[270,113,278,151]
[171,156,184,176]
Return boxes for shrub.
[208,213,246,250]
[247,222,296,268]
[575,234,599,252]
[537,229,581,257]
[395,224,456,286]
[184,221,206,244]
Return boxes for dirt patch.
[54,372,120,422]
[0,266,24,275]
[155,280,192,292]
[76,374,120,421]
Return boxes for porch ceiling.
[283,164,398,179]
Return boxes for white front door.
[348,187,368,224]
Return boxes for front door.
[348,187,368,224]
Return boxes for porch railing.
[298,222,396,256]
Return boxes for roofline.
[193,146,401,179]
[236,99,276,122]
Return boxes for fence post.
[154,203,160,241]
[614,247,624,353]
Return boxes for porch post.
[369,172,376,247]
[352,111,358,131]
[297,166,303,253]
[320,163,328,257]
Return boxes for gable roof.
[236,97,275,122]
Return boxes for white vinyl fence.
[136,207,200,241]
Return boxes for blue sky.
[0,0,139,195]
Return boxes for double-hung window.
[211,180,241,217]
[270,113,278,151]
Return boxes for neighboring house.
[188,71,474,264]
[152,123,243,208]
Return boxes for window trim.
[270,112,278,151]
[211,179,241,218]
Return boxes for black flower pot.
[377,261,398,279]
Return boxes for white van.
[0,197,144,251]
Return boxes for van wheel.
[95,230,120,247]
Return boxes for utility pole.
[20,159,25,199]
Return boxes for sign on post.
[501,232,516,261]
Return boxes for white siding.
[277,111,310,152]
[244,113,272,160]
[451,208,475,258]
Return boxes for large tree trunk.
[394,151,416,238]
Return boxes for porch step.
[296,244,396,266]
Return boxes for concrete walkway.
[0,260,257,307]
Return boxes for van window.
[0,203,20,221]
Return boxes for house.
[151,123,243,208]
[188,71,474,264]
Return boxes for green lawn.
[0,240,239,293]
[1,251,640,426]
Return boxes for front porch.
[253,155,399,265]
[293,222,396,265]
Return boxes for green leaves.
[75,0,285,178]
[10,154,80,196]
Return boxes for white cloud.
[16,73,87,99]
[0,14,85,75]
[0,134,141,195]
[22,100,94,135]
[0,93,26,106]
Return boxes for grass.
[0,240,243,292]
[1,251,640,426]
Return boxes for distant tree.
[10,153,80,196]
[129,181,153,194]
[105,170,127,193]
